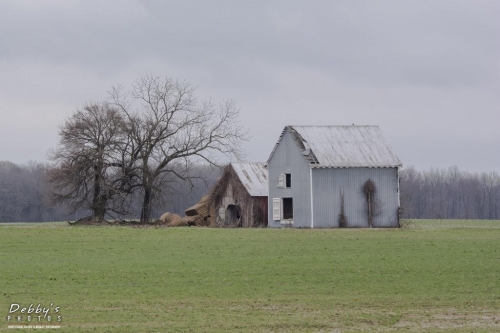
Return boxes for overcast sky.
[1,0,499,172]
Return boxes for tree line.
[0,161,67,222]
[0,160,219,222]
[1,160,498,222]
[400,166,500,219]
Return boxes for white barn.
[267,125,402,228]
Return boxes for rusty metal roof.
[231,162,268,196]
[267,125,402,168]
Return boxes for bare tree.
[110,75,247,223]
[47,102,133,220]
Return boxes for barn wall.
[211,170,268,227]
[268,129,312,228]
[312,167,399,227]
[251,197,268,227]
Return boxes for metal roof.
[267,125,402,168]
[231,162,268,196]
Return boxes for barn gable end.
[207,163,268,227]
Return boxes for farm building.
[205,162,268,227]
[267,125,402,228]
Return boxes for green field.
[1,220,499,332]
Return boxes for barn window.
[278,173,291,188]
[282,198,293,219]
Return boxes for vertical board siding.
[312,167,399,228]
[213,175,268,227]
[268,130,312,228]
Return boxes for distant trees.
[0,160,219,222]
[0,161,73,222]
[1,160,499,222]
[46,75,246,223]
[400,166,500,219]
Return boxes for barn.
[208,162,268,227]
[267,125,402,228]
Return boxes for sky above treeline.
[1,1,499,172]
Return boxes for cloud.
[0,0,498,171]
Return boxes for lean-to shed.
[267,125,402,228]
[208,162,268,227]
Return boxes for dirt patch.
[393,309,500,331]
[68,217,164,227]
[69,217,111,226]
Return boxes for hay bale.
[182,215,209,227]
[182,215,197,226]
[159,212,183,225]
[168,217,188,227]
[184,195,211,218]
[196,216,210,227]
[167,214,184,226]
[159,212,172,223]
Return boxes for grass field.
[0,220,499,332]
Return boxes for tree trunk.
[140,186,153,223]
[94,194,107,220]
[92,162,106,220]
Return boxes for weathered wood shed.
[267,125,402,228]
[208,162,268,227]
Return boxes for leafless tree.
[46,102,134,220]
[110,75,247,223]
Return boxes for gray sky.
[1,0,499,172]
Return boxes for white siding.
[267,130,312,228]
[312,167,399,227]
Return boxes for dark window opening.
[225,204,242,227]
[283,198,293,219]
[285,173,291,188]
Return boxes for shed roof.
[231,162,268,196]
[267,125,402,168]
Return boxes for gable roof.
[267,125,402,168]
[231,162,268,196]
